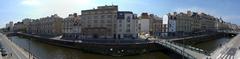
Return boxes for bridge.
[152,39,208,59]
[151,31,240,59]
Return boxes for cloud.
[174,7,213,14]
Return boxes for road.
[0,33,36,59]
[212,33,240,59]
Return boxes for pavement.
[0,33,36,59]
[212,33,240,59]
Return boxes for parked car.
[1,50,7,56]
[0,48,7,56]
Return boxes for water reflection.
[191,37,231,53]
[9,36,170,59]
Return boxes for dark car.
[0,48,7,56]
[1,50,7,56]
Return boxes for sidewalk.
[0,33,37,59]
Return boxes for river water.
[9,36,170,59]
[8,36,231,59]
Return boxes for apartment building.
[13,22,24,32]
[167,11,219,36]
[116,11,138,39]
[28,14,63,36]
[138,13,150,35]
[81,5,118,39]
[151,15,163,36]
[62,13,82,39]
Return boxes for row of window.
[82,11,117,15]
[82,15,116,20]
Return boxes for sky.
[1,0,240,28]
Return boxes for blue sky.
[1,0,240,28]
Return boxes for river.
[8,36,231,59]
[9,36,170,59]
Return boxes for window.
[107,15,112,18]
[94,16,98,19]
[127,16,131,22]
[101,20,105,23]
[126,29,130,32]
[106,24,112,27]
[119,20,122,23]
[127,24,130,27]
[94,20,98,23]
[107,20,111,23]
[119,29,122,32]
[119,24,122,27]
[101,15,105,19]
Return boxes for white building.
[116,11,138,39]
[138,18,150,35]
[138,13,150,35]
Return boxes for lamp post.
[28,38,31,59]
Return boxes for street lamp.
[28,38,31,59]
[182,33,185,59]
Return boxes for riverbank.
[8,32,164,56]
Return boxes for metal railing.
[167,41,210,56]
[156,40,196,59]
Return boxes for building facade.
[81,5,118,39]
[13,22,24,32]
[116,11,138,39]
[28,14,63,36]
[62,13,82,39]
[166,11,220,37]
[151,15,163,36]
[138,13,163,37]
[138,13,150,35]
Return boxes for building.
[28,14,63,36]
[6,21,14,32]
[116,11,138,39]
[13,22,24,32]
[151,15,163,36]
[166,11,220,37]
[138,13,150,35]
[22,18,32,33]
[13,18,32,33]
[199,12,216,32]
[81,5,118,39]
[138,13,163,37]
[161,24,168,37]
[62,13,82,39]
[167,13,176,36]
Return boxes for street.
[0,33,36,59]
